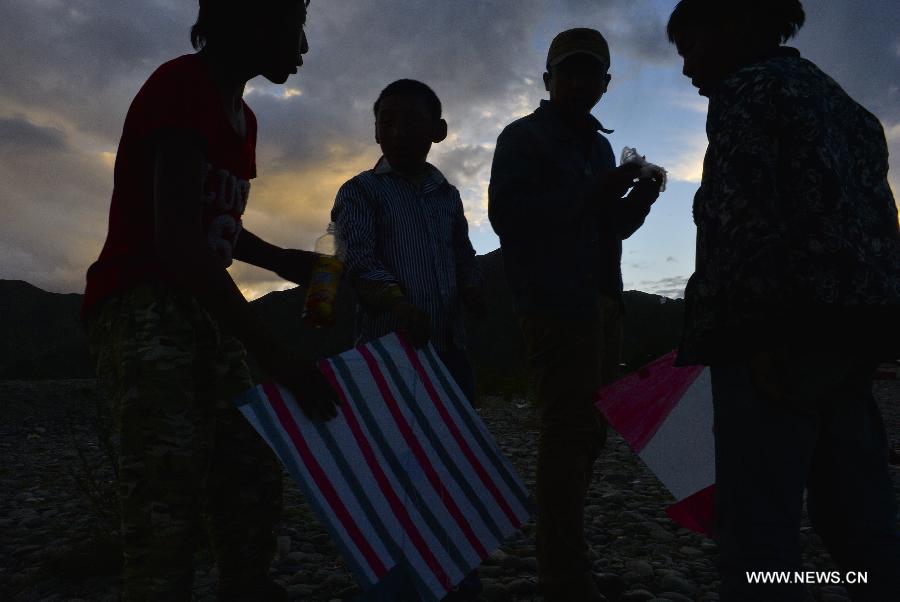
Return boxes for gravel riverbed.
[1,371,898,602]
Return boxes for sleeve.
[451,188,483,290]
[331,179,398,285]
[612,196,652,240]
[488,124,590,240]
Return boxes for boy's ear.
[543,71,551,92]
[374,121,380,145]
[432,118,448,143]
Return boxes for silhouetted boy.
[82,1,338,599]
[488,28,662,602]
[332,79,484,403]
[668,1,900,599]
[331,79,484,601]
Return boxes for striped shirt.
[332,158,482,353]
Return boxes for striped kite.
[235,333,533,601]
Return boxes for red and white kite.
[595,350,716,535]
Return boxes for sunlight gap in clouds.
[98,151,116,170]
[663,132,707,184]
[2,0,898,299]
[245,84,304,101]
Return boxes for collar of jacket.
[705,46,803,97]
[536,99,614,139]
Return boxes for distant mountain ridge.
[0,280,92,379]
[0,250,684,392]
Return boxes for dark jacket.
[678,49,900,365]
[488,100,649,315]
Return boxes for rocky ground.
[1,368,898,602]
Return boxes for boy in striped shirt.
[332,79,484,406]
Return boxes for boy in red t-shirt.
[83,1,338,599]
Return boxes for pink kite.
[595,350,716,535]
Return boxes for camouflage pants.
[88,284,282,601]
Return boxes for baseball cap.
[546,28,611,71]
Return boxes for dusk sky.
[1,0,898,300]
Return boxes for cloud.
[663,132,707,184]
[886,122,900,204]
[431,145,494,189]
[1,0,898,299]
[669,92,709,115]
[636,275,689,299]
[885,122,900,142]
[796,0,900,124]
[0,116,67,154]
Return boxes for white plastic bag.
[620,147,667,192]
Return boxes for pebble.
[657,575,698,598]
[657,592,695,602]
[3,380,899,601]
[506,578,536,595]
[625,559,655,579]
[276,535,291,557]
[480,579,513,601]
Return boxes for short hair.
[666,0,805,46]
[191,0,310,51]
[373,79,442,122]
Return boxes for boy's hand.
[275,248,316,286]
[625,178,662,210]
[260,346,341,421]
[596,163,642,201]
[462,286,487,319]
[391,300,431,348]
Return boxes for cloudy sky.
[1,0,898,300]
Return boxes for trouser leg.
[192,331,283,596]
[520,310,606,595]
[711,361,818,602]
[204,405,283,593]
[805,365,900,601]
[89,288,213,602]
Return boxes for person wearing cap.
[488,28,662,601]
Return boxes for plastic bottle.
[302,222,344,328]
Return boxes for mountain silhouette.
[0,250,684,392]
[0,280,92,379]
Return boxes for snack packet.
[621,147,667,192]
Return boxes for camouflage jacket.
[678,48,900,365]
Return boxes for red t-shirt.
[82,53,257,318]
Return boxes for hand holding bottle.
[303,222,344,328]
